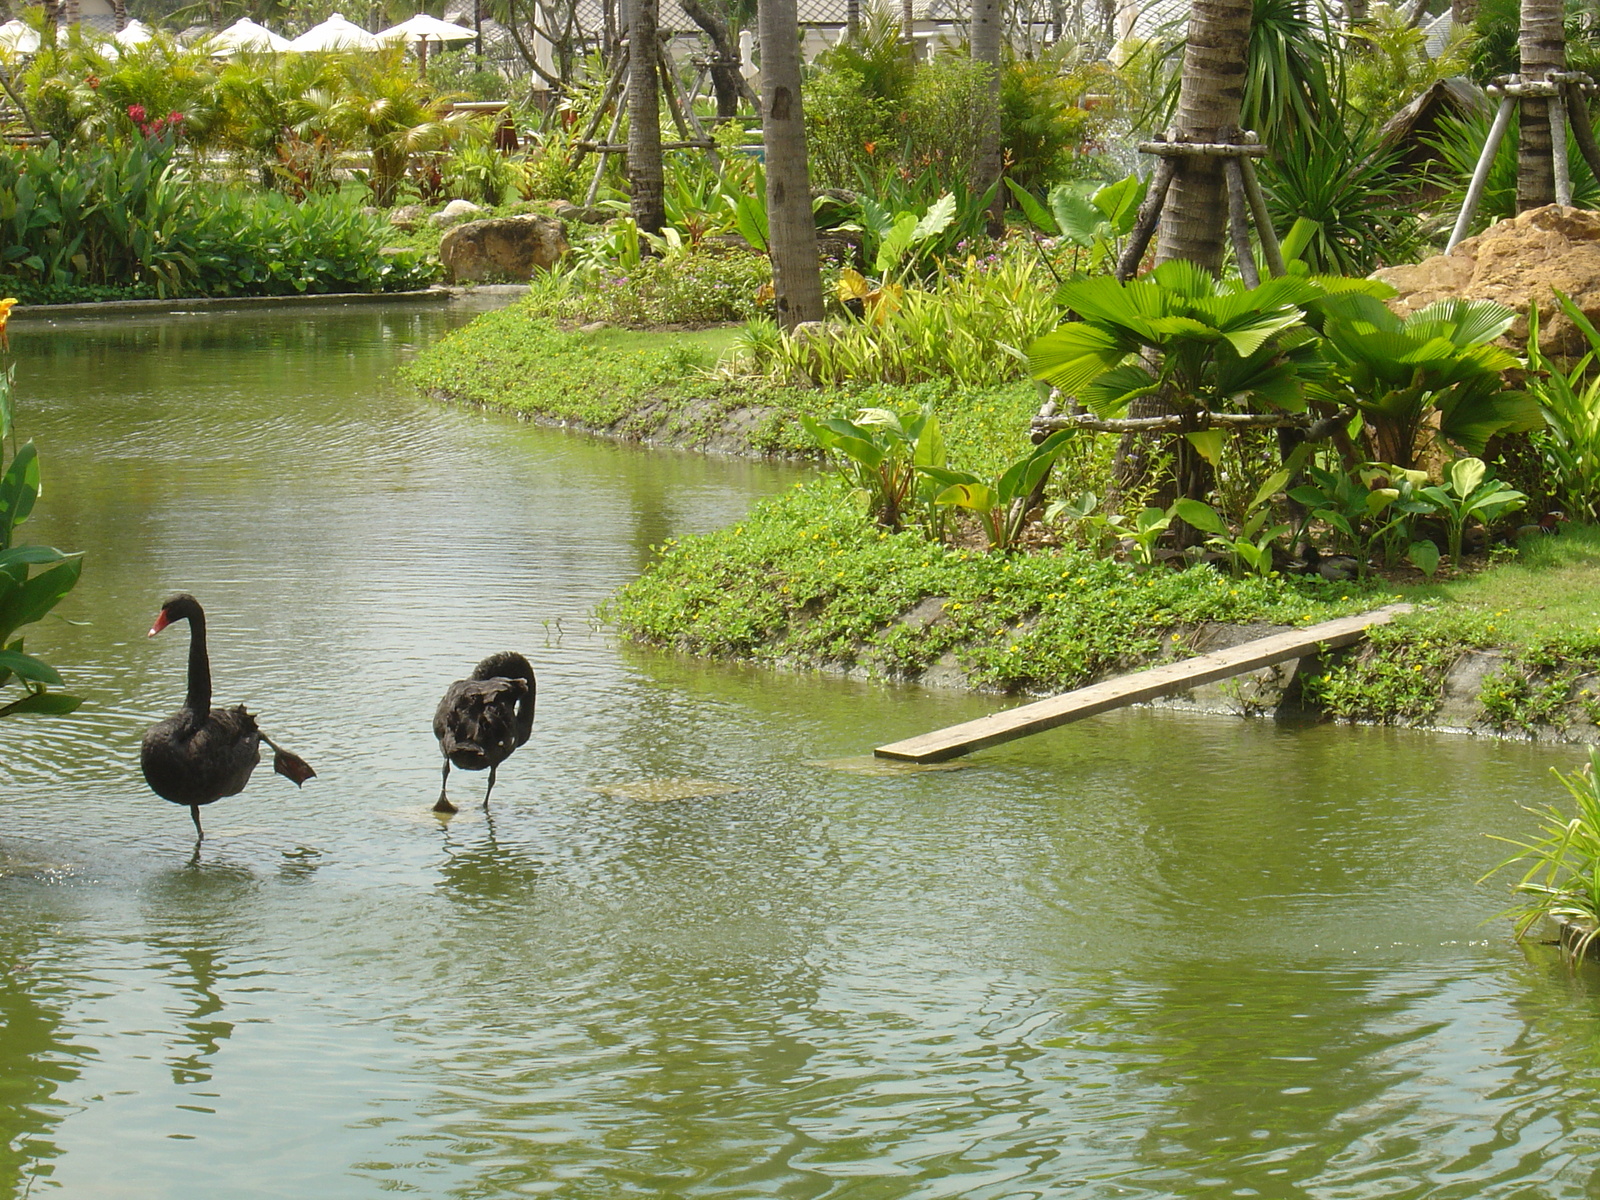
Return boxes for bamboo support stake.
[1224,157,1259,288]
[1551,85,1573,207]
[571,46,627,168]
[585,78,630,206]
[659,41,719,170]
[1236,155,1285,277]
[1116,155,1175,282]
[1447,96,1515,251]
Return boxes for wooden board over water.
[874,604,1412,763]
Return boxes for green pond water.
[4,299,1600,1198]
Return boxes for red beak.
[148,610,171,638]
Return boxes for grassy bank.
[604,485,1600,739]
[401,299,1043,459]
[409,297,1600,742]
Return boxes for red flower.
[127,104,146,124]
[85,74,99,89]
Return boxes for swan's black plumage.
[433,651,536,814]
[140,594,314,839]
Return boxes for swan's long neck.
[183,610,212,714]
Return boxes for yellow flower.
[0,297,15,348]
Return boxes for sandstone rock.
[388,203,429,231]
[439,214,571,283]
[431,199,485,228]
[1372,204,1600,355]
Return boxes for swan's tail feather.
[261,734,316,787]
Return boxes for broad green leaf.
[910,193,957,244]
[1003,178,1057,235]
[1184,429,1226,465]
[0,690,82,717]
[1249,467,1293,514]
[1408,539,1441,578]
[1079,362,1159,417]
[1173,498,1228,534]
[1090,173,1145,233]
[1027,323,1137,396]
[1447,456,1487,498]
[0,649,61,685]
[935,481,998,511]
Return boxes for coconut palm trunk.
[1516,0,1565,211]
[626,0,665,235]
[1154,0,1252,273]
[757,0,824,329]
[1118,0,1253,519]
[969,0,1003,230]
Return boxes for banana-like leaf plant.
[800,403,944,531]
[1417,457,1527,567]
[917,429,1074,552]
[0,359,82,719]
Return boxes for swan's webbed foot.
[433,793,458,814]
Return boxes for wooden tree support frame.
[569,34,723,207]
[1447,72,1600,251]
[1115,133,1283,283]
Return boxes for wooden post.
[1236,155,1284,277]
[1447,95,1515,251]
[1224,156,1258,287]
[1551,85,1573,205]
[1116,155,1175,282]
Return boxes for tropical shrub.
[0,139,433,300]
[0,354,82,720]
[803,65,895,190]
[1001,58,1114,190]
[1425,111,1600,237]
[1526,294,1600,524]
[1259,120,1419,275]
[530,247,771,327]
[1310,294,1542,470]
[802,404,943,531]
[766,253,1058,387]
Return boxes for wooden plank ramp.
[874,603,1412,763]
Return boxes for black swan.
[140,594,315,839]
[433,652,536,814]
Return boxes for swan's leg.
[483,764,498,809]
[433,761,457,814]
[190,805,204,841]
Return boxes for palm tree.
[1155,0,1254,272]
[1516,0,1564,210]
[756,0,823,329]
[969,0,1002,229]
[626,0,664,235]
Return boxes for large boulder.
[439,215,571,283]
[1373,204,1600,355]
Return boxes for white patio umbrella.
[0,20,41,54]
[288,13,379,51]
[114,19,155,46]
[211,17,292,53]
[375,13,474,45]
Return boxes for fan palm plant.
[1309,293,1542,470]
[308,47,475,206]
